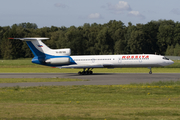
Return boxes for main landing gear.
[148,67,152,74]
[78,68,93,75]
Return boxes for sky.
[1,0,180,28]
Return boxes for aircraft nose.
[162,60,174,66]
[170,60,174,65]
[167,60,174,65]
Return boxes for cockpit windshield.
[162,57,169,60]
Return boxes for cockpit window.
[162,57,169,60]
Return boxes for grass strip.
[0,81,180,119]
[0,78,85,83]
[0,59,180,73]
[0,67,180,73]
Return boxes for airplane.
[9,38,174,75]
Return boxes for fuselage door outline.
[118,57,122,63]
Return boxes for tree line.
[0,20,180,59]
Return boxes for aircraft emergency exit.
[9,38,174,75]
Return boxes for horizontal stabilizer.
[8,38,49,41]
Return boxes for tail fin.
[9,38,71,57]
[9,38,50,57]
[9,38,73,65]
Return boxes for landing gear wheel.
[148,67,152,74]
[85,71,89,75]
[82,71,85,75]
[78,68,93,75]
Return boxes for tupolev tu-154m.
[9,38,174,75]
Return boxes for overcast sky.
[1,0,180,28]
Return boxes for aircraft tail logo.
[38,45,43,47]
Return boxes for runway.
[0,73,180,87]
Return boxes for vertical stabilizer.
[9,38,50,57]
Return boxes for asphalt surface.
[0,73,180,87]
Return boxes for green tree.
[157,20,175,54]
[56,31,67,49]
[165,45,174,55]
[174,43,180,56]
[113,22,126,54]
[96,27,112,54]
[0,24,25,59]
[114,39,125,54]
[126,24,146,54]
[1,38,13,59]
[142,21,160,54]
[124,22,136,54]
[61,26,85,55]
[2,20,180,59]
[173,22,180,46]
[86,23,101,55]
[18,22,38,29]
[105,20,126,54]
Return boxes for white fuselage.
[58,54,174,68]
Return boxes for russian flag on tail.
[38,45,43,47]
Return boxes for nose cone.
[165,60,174,66]
[161,60,174,66]
[169,60,174,65]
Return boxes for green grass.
[0,81,180,119]
[0,78,85,83]
[0,58,36,67]
[0,59,180,73]
[0,67,180,73]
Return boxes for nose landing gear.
[78,68,93,75]
[148,67,152,74]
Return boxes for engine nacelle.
[45,57,70,65]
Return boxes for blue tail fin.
[9,38,50,57]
